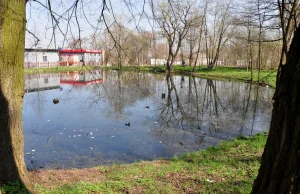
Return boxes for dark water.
[23,70,274,170]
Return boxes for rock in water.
[53,98,59,104]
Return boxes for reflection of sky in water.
[23,71,274,170]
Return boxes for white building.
[24,48,59,68]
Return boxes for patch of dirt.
[129,185,146,194]
[29,168,107,188]
[164,171,203,193]
[28,160,170,189]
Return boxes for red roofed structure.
[58,49,103,66]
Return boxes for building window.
[43,56,48,62]
[79,55,84,62]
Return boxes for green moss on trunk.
[0,0,30,188]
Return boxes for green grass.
[25,65,277,88]
[169,66,276,87]
[1,132,267,194]
[189,66,277,88]
[128,65,277,87]
[1,181,28,194]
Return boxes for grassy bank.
[86,65,277,87]
[191,67,277,88]
[2,133,267,194]
[141,66,276,88]
[24,65,277,88]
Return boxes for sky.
[25,0,152,49]
[25,0,273,49]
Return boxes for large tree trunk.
[251,23,300,194]
[0,0,30,188]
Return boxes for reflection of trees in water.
[25,71,273,137]
[26,91,46,116]
[24,71,274,158]
[152,76,273,152]
[24,70,105,115]
[158,76,273,137]
[101,71,161,117]
[238,84,261,135]
[250,87,259,135]
[159,77,225,132]
[199,79,226,133]
[24,74,60,115]
[160,74,186,129]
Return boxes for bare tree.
[278,0,299,66]
[192,1,208,71]
[151,0,198,72]
[205,1,234,69]
[99,23,151,67]
[182,9,203,68]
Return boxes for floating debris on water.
[53,98,59,104]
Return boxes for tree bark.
[0,0,30,188]
[251,23,300,194]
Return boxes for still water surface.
[23,70,274,170]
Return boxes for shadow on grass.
[1,181,30,194]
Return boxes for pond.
[23,70,274,170]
